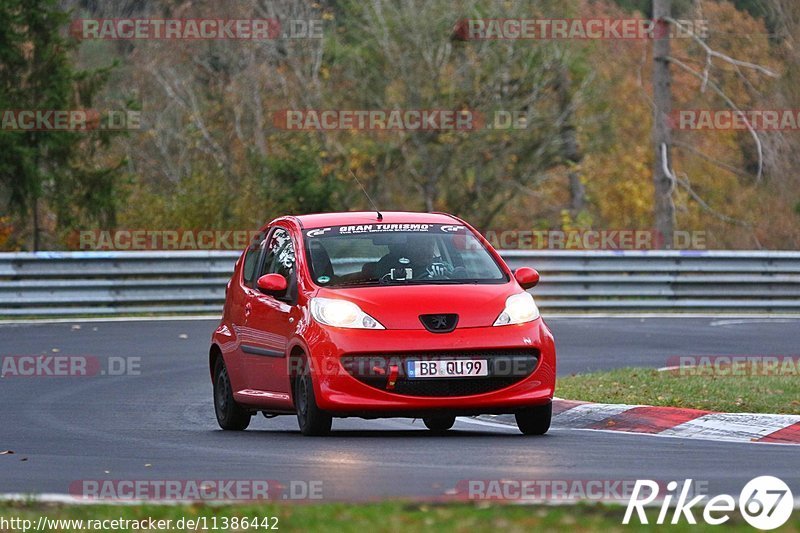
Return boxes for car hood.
[315,282,521,330]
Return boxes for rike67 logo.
[624,476,793,530]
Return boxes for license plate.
[406,359,489,379]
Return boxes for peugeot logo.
[419,313,459,333]
[431,315,448,328]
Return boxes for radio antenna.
[348,168,383,221]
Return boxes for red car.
[209,211,556,436]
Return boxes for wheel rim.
[215,366,230,413]
[297,377,309,419]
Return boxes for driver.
[377,235,452,280]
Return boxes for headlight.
[310,297,385,329]
[493,292,540,326]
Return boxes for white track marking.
[0,493,179,505]
[477,403,800,446]
[6,492,797,508]
[457,417,521,431]
[709,318,800,327]
[659,413,800,443]
[552,403,641,428]
[558,426,800,447]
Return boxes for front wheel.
[423,416,456,433]
[295,372,332,436]
[515,402,552,435]
[213,357,251,431]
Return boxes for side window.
[259,228,296,298]
[272,238,296,282]
[242,242,262,288]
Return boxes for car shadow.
[216,428,545,439]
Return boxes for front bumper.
[306,318,556,415]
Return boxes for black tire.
[515,402,552,435]
[295,372,332,436]
[423,416,456,433]
[213,357,251,431]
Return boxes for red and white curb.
[494,400,800,444]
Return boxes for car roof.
[291,211,460,229]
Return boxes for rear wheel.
[515,402,552,435]
[295,372,332,436]
[213,357,251,431]
[423,415,456,433]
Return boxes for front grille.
[419,313,459,333]
[392,376,521,397]
[341,349,538,397]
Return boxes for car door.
[240,226,298,395]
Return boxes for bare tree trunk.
[652,0,675,248]
[556,65,585,214]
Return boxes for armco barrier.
[0,250,799,316]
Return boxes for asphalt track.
[1,317,799,501]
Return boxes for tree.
[331,0,584,228]
[650,0,779,248]
[652,0,675,246]
[0,0,123,250]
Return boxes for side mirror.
[514,267,540,289]
[257,273,288,294]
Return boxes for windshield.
[303,223,507,287]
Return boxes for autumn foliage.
[1,0,798,250]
